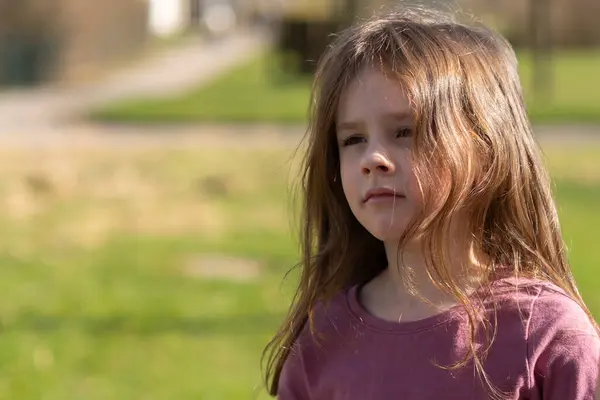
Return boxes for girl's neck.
[359,240,486,324]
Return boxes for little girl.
[262,6,600,400]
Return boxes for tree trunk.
[530,0,553,102]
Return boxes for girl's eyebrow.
[336,120,364,132]
[337,111,412,131]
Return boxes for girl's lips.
[363,187,405,203]
[365,193,405,203]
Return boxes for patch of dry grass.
[542,145,600,184]
[0,142,593,256]
[0,147,296,255]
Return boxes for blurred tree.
[273,0,457,77]
[529,0,553,102]
[274,0,344,75]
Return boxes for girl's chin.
[367,225,424,244]
[367,227,409,242]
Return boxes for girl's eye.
[396,127,413,138]
[341,135,365,147]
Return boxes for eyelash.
[341,128,413,147]
[396,127,413,138]
[341,136,363,147]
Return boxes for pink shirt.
[278,278,600,399]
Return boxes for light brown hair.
[262,5,596,398]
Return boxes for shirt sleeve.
[528,287,600,399]
[277,343,311,400]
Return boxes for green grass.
[92,50,600,124]
[92,56,312,124]
[0,144,597,398]
[0,148,299,399]
[553,180,600,305]
[519,51,600,123]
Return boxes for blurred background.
[0,0,597,398]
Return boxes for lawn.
[0,142,596,398]
[92,50,600,124]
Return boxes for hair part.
[262,5,597,399]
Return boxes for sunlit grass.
[0,143,595,398]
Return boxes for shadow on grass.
[3,310,284,337]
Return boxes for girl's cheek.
[408,177,425,206]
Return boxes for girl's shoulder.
[292,286,358,348]
[490,276,583,310]
[489,276,598,343]
[304,286,355,331]
[487,277,599,397]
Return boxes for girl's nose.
[362,150,395,175]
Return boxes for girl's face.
[336,67,423,242]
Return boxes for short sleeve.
[528,287,600,399]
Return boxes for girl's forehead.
[336,67,413,124]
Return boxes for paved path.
[0,28,270,136]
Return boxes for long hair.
[262,5,596,398]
